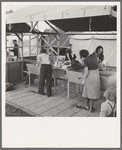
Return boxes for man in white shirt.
[36,49,52,97]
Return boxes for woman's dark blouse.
[65,48,76,61]
[84,52,98,70]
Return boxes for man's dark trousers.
[39,64,52,96]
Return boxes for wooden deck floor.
[6,80,105,117]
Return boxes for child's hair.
[103,87,116,102]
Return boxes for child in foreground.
[99,87,116,117]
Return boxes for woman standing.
[79,49,89,65]
[65,44,76,62]
[82,46,104,112]
[36,49,52,97]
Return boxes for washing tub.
[99,69,116,90]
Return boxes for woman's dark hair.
[95,46,103,53]
[99,52,104,61]
[95,46,104,61]
[40,49,47,53]
[79,49,89,58]
[13,39,17,42]
[69,44,72,47]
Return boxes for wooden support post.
[37,34,40,55]
[30,22,33,32]
[21,33,24,82]
[6,34,7,61]
[30,21,38,32]
[29,73,31,88]
[29,35,31,56]
[47,35,50,53]
[6,34,8,82]
[57,34,60,55]
[67,80,69,98]
[89,17,92,31]
[76,83,79,94]
[54,77,56,94]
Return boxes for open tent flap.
[70,35,117,66]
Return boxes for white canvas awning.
[70,34,117,66]
[6,5,116,24]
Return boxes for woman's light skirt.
[82,69,100,100]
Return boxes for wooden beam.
[30,22,33,32]
[29,35,31,56]
[57,34,60,55]
[111,9,117,18]
[38,35,42,42]
[30,21,38,32]
[45,20,58,33]
[21,33,24,81]
[15,33,22,41]
[41,36,58,55]
[31,35,37,40]
[54,34,59,41]
[89,17,92,31]
[8,24,12,30]
[50,38,57,46]
[66,31,117,35]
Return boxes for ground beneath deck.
[5,79,105,117]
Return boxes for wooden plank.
[34,93,80,114]
[55,107,82,117]
[6,80,65,100]
[55,96,104,117]
[24,84,76,111]
[88,111,100,117]
[17,94,47,107]
[41,95,84,116]
[6,87,28,96]
[55,98,86,117]
[18,88,69,108]
[72,109,91,117]
[6,92,35,101]
[13,94,46,105]
[5,81,105,117]
[6,100,40,116]
[73,97,104,117]
[26,90,69,111]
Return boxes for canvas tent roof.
[6,5,117,32]
[6,23,40,33]
[69,34,117,40]
[6,23,58,34]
